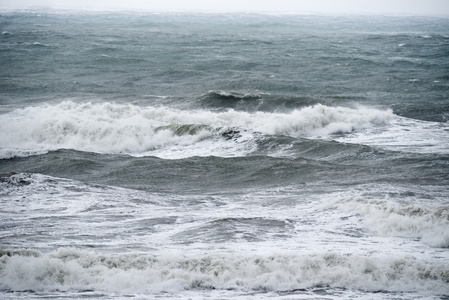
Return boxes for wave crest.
[0,248,447,294]
[331,197,449,248]
[0,101,393,158]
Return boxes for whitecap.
[0,248,447,294]
[329,197,449,248]
[0,101,394,159]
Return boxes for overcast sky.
[1,0,449,15]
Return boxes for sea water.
[0,10,448,299]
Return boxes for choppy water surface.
[1,10,448,299]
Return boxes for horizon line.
[1,6,449,18]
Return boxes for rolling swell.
[197,90,363,112]
[2,152,332,193]
[2,141,447,195]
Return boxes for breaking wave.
[0,248,448,295]
[0,101,393,159]
[331,197,449,248]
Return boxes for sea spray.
[1,248,448,294]
[0,101,393,158]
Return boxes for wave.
[335,116,449,154]
[0,101,394,159]
[330,197,449,248]
[198,90,329,112]
[0,248,447,295]
[0,172,163,213]
[203,90,266,101]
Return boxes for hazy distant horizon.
[1,0,448,16]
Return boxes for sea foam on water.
[1,248,448,294]
[0,101,395,159]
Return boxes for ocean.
[0,10,448,299]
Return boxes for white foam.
[336,116,449,154]
[329,197,449,248]
[0,101,394,158]
[0,248,447,295]
[2,100,446,158]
